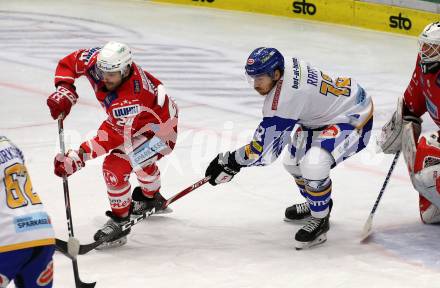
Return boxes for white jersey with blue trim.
[0,136,54,253]
[234,57,373,167]
[263,57,373,129]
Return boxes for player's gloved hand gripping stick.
[57,116,96,288]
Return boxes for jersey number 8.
[4,163,41,209]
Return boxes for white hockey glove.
[377,97,422,154]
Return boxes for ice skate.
[294,215,330,250]
[284,202,311,223]
[94,211,131,250]
[131,187,172,215]
[285,199,332,223]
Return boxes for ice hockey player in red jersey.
[47,41,178,248]
[379,22,440,224]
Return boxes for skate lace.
[302,217,321,233]
[101,219,122,235]
[133,201,147,211]
[133,195,164,212]
[297,202,310,214]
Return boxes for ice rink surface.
[1,0,440,287]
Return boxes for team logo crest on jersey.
[37,261,53,286]
[320,125,341,139]
[0,274,10,287]
[112,104,140,118]
[103,169,119,187]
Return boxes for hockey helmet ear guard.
[96,41,133,77]
[418,22,440,64]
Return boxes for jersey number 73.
[320,72,351,97]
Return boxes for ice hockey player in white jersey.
[0,136,55,287]
[205,47,373,249]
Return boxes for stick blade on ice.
[360,214,373,243]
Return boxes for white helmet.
[418,22,440,64]
[97,41,133,76]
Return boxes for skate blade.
[295,233,327,250]
[283,217,311,224]
[155,207,173,214]
[96,236,127,250]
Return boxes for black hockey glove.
[205,151,243,186]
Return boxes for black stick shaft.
[370,151,401,215]
[58,119,75,238]
[58,118,96,288]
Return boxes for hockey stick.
[163,176,211,208]
[56,176,211,257]
[57,118,96,288]
[360,151,401,242]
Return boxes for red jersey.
[54,47,178,159]
[403,56,440,127]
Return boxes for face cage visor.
[418,39,440,64]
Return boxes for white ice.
[0,1,439,287]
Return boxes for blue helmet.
[245,47,285,77]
